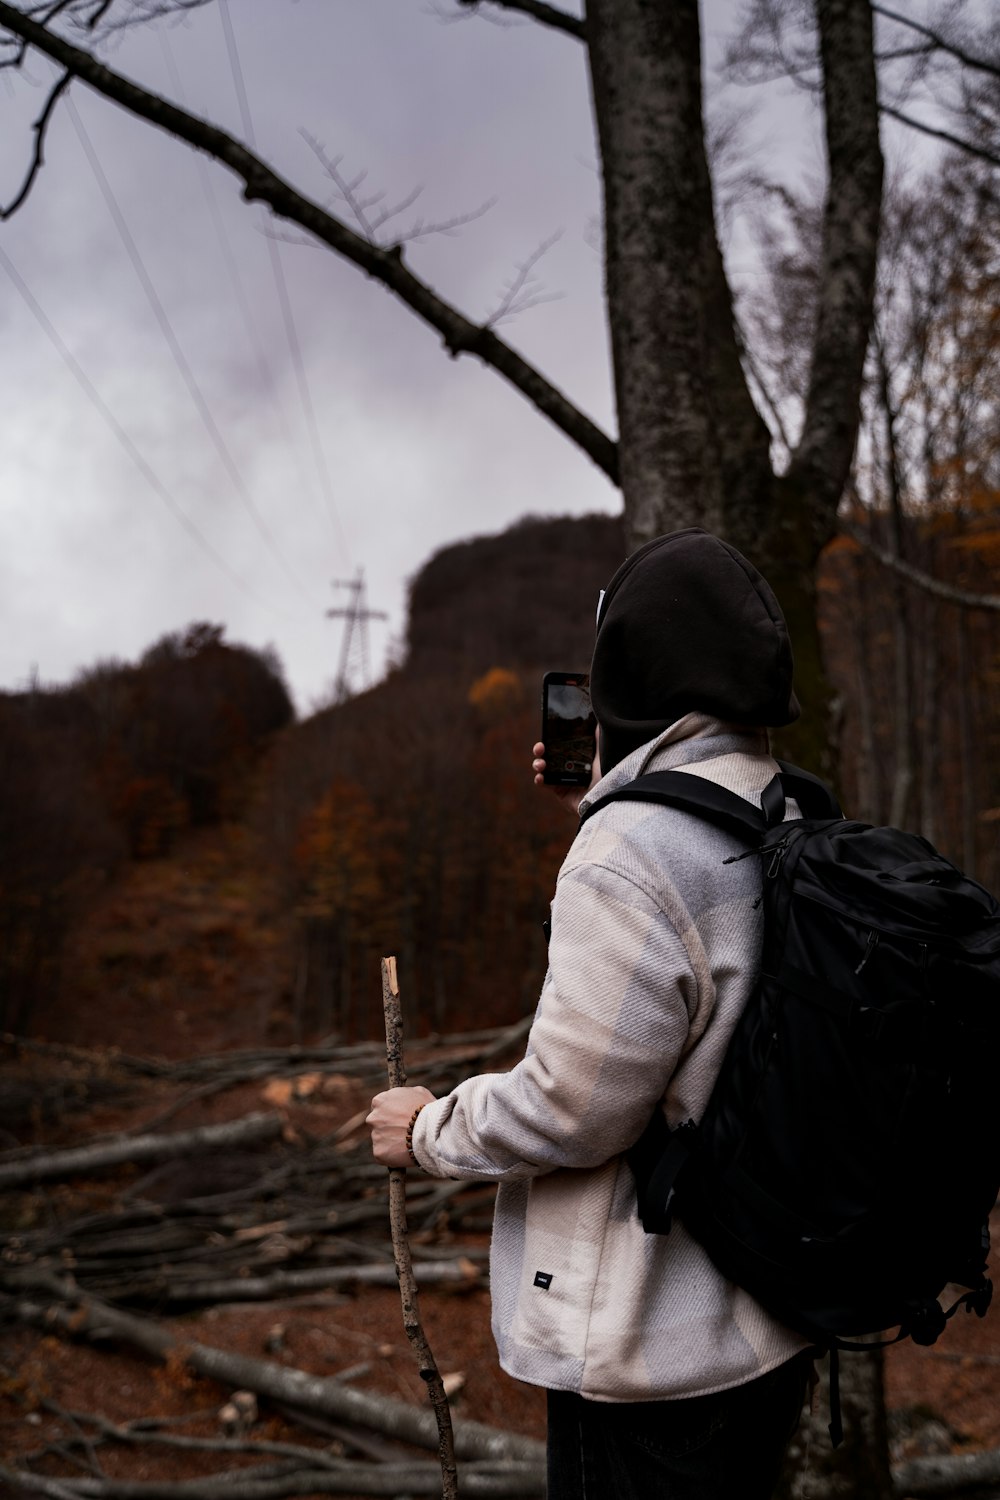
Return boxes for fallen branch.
[27,1403,346,1471]
[381,953,459,1500]
[110,1256,484,1306]
[0,1462,546,1498]
[1,1276,544,1466]
[843,522,1000,611]
[893,1445,1000,1497]
[0,1113,283,1190]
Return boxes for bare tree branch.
[0,67,70,218]
[300,134,497,246]
[733,314,795,460]
[873,4,1000,82]
[0,1,618,483]
[456,0,584,41]
[878,102,1000,170]
[843,523,1000,610]
[486,230,564,326]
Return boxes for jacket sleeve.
[411,854,704,1181]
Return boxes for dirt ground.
[2,836,999,1491]
[3,1049,999,1493]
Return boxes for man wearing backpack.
[368,529,817,1499]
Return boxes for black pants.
[546,1352,811,1500]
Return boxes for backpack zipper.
[855,929,879,975]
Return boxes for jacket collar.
[579,716,769,817]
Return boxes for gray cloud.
[0,0,945,708]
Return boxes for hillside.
[4,514,624,1053]
[4,506,999,1054]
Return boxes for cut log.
[2,1277,544,1467]
[893,1445,1000,1496]
[0,1113,284,1190]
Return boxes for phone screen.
[543,673,597,786]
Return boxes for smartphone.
[541,672,597,787]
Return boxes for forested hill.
[255,512,627,1045]
[405,512,624,677]
[2,508,997,1059]
[0,514,625,1055]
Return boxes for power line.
[156,26,316,513]
[64,92,311,601]
[217,0,351,564]
[0,240,277,611]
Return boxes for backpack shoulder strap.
[580,763,842,837]
[580,770,767,842]
[772,761,843,821]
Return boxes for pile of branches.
[0,1025,530,1308]
[0,1020,544,1496]
[5,1020,999,1498]
[2,1022,528,1136]
[0,1272,546,1498]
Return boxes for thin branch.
[301,134,496,246]
[456,0,584,41]
[872,4,1000,81]
[487,230,564,326]
[31,1404,349,1472]
[878,103,1000,170]
[0,1,618,484]
[875,44,935,65]
[734,318,795,459]
[843,522,1000,611]
[0,68,70,218]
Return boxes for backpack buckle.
[852,1004,886,1042]
[969,1281,993,1318]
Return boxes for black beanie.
[590,528,800,775]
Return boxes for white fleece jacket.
[411,719,807,1401]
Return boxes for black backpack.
[582,763,999,1435]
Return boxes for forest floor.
[2,829,999,1494]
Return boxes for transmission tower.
[326,568,388,703]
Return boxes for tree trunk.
[918,588,940,847]
[848,551,882,822]
[956,610,978,875]
[585,0,773,555]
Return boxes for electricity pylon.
[326,568,388,703]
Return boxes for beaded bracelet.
[404,1103,425,1166]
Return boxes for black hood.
[590,528,800,775]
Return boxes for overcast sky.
[0,0,938,712]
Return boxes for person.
[367,528,814,1499]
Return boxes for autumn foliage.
[0,625,292,1031]
[2,508,998,1049]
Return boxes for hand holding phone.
[540,672,597,788]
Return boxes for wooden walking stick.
[380,955,459,1499]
